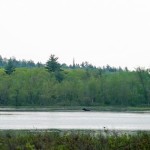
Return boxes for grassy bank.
[0,106,150,112]
[0,130,150,150]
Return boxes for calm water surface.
[0,112,150,130]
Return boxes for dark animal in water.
[82,108,90,111]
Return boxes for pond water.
[0,112,150,130]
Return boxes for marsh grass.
[0,130,150,150]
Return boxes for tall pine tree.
[45,55,61,72]
[5,59,15,75]
[46,55,64,82]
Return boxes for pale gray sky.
[0,0,150,69]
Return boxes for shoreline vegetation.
[0,55,150,108]
[0,129,150,149]
[0,106,150,112]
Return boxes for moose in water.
[82,108,90,111]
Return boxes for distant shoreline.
[0,106,150,112]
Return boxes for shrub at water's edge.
[0,130,150,150]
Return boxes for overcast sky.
[0,0,150,69]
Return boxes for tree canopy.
[45,55,62,72]
[0,54,150,107]
[5,59,15,75]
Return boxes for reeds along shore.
[0,130,150,150]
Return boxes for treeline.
[0,55,44,68]
[0,55,128,72]
[0,60,149,106]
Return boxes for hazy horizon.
[0,0,150,69]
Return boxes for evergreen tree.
[5,59,15,75]
[46,55,62,72]
[0,55,3,67]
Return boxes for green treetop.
[46,54,62,72]
[5,59,15,75]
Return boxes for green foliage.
[136,67,150,105]
[46,54,62,72]
[0,130,150,150]
[45,55,64,82]
[4,59,15,75]
[54,71,64,82]
[0,67,150,107]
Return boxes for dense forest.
[0,55,150,107]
